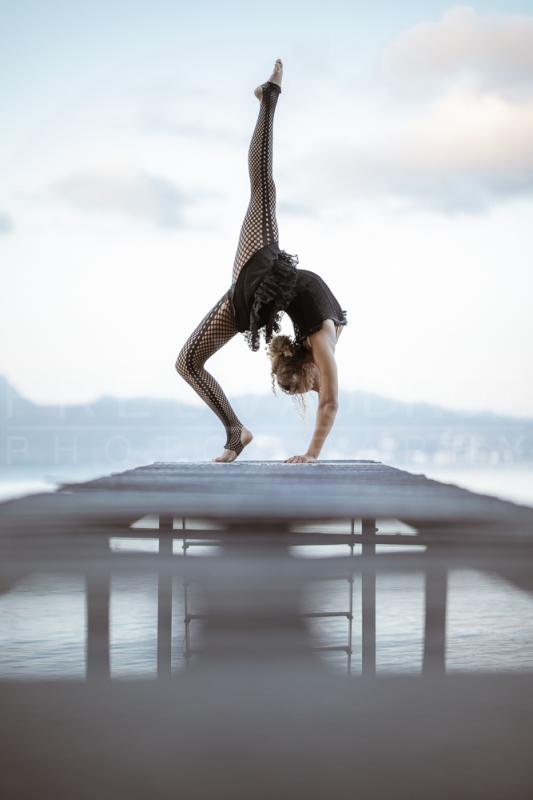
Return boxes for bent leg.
[232,81,282,284]
[176,292,246,455]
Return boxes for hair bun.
[268,334,294,360]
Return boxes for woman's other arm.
[284,331,339,463]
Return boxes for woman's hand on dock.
[284,454,317,464]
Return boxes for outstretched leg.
[232,58,283,284]
[176,61,283,461]
[176,293,253,462]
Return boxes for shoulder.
[306,319,338,349]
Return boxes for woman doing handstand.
[176,59,347,463]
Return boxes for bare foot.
[212,426,253,463]
[254,58,283,100]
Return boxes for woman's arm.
[284,332,339,464]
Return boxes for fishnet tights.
[176,81,282,455]
[232,81,281,283]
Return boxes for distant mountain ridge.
[0,374,531,466]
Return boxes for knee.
[175,343,199,380]
[175,346,189,379]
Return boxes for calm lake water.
[1,462,532,679]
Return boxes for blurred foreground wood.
[1,460,533,798]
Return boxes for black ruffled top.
[228,241,347,350]
[286,269,348,345]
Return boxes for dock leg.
[86,570,111,679]
[423,558,448,674]
[181,519,192,666]
[347,575,354,676]
[158,514,174,678]
[347,518,356,675]
[361,518,377,676]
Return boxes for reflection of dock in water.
[1,459,533,798]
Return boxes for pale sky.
[1,0,533,416]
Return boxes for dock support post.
[361,518,377,675]
[423,556,447,674]
[86,569,111,679]
[347,518,357,675]
[158,514,174,678]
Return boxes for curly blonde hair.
[266,335,315,411]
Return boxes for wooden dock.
[3,458,533,529]
[1,459,532,671]
[1,460,533,799]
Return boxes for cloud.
[307,92,533,213]
[50,167,194,229]
[0,212,14,234]
[301,7,533,213]
[384,6,533,93]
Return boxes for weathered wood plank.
[1,461,532,534]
